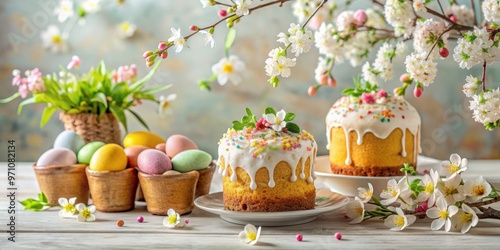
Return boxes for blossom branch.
[301,0,328,29]
[145,0,293,66]
[482,60,487,92]
[468,196,500,208]
[425,6,474,31]
[424,25,454,61]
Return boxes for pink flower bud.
[189,25,198,31]
[439,47,449,58]
[361,92,376,104]
[158,42,167,50]
[143,51,153,59]
[399,73,410,83]
[319,73,328,86]
[218,9,227,17]
[414,86,423,98]
[353,10,367,27]
[449,15,457,23]
[376,89,388,98]
[160,51,168,59]
[327,77,337,87]
[308,86,318,96]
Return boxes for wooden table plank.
[2,162,500,248]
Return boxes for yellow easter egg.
[89,143,127,171]
[123,131,166,148]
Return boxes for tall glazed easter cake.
[326,86,421,176]
[218,108,317,212]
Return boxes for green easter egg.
[77,141,106,164]
[171,149,212,173]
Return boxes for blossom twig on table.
[345,153,500,234]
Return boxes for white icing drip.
[326,96,421,165]
[344,127,352,165]
[401,130,407,157]
[217,128,317,190]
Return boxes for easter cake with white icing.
[326,87,421,176]
[218,108,317,212]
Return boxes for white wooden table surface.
[1,161,500,249]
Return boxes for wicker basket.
[59,112,121,145]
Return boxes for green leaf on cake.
[245,107,253,117]
[284,112,296,122]
[264,107,276,115]
[342,75,380,97]
[286,122,300,133]
[232,120,244,130]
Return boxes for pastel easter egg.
[37,148,77,166]
[124,146,149,168]
[155,143,166,152]
[137,149,172,175]
[89,144,127,171]
[166,134,198,158]
[77,141,105,164]
[171,149,212,173]
[123,131,165,148]
[53,130,85,154]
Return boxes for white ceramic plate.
[314,155,500,197]
[194,189,349,226]
[314,155,442,197]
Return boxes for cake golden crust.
[220,158,316,212]
[329,127,418,176]
[326,95,421,177]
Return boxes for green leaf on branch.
[225,28,236,57]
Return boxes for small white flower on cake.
[264,109,286,132]
[54,0,74,23]
[76,203,96,222]
[118,21,137,39]
[211,55,245,86]
[238,224,261,245]
[440,153,468,178]
[158,94,177,117]
[58,197,77,218]
[40,25,68,53]
[345,197,365,224]
[163,208,185,228]
[426,196,458,232]
[384,207,416,231]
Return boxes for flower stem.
[467,196,500,208]
[481,60,487,92]
[301,0,328,29]
[425,7,474,31]
[424,25,454,61]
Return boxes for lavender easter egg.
[37,148,77,167]
[137,149,172,175]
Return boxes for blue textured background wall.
[0,0,499,162]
